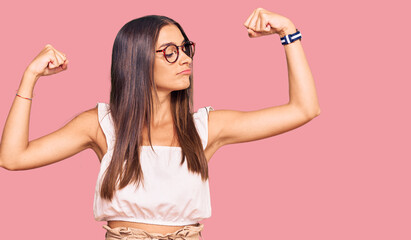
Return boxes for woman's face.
[154,24,192,93]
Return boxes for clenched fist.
[243,8,296,38]
[26,44,68,78]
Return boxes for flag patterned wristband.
[281,29,302,45]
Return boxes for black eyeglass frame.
[155,41,196,63]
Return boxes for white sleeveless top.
[93,102,214,226]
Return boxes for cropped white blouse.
[93,102,214,226]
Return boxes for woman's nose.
[179,50,192,65]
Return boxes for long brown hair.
[100,15,209,201]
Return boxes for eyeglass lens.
[164,42,194,63]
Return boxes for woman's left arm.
[208,8,320,149]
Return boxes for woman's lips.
[178,69,191,75]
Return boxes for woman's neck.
[151,91,173,127]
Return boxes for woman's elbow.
[313,107,321,117]
[305,106,321,120]
[0,156,10,170]
[0,155,18,171]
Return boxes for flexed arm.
[208,8,320,148]
[0,45,96,170]
[244,10,320,117]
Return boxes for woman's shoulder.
[193,106,214,118]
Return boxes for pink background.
[1,0,410,239]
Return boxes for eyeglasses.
[155,41,195,63]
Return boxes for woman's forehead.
[156,25,185,48]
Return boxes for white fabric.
[93,102,214,226]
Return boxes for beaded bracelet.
[16,93,33,101]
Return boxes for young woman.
[0,8,320,240]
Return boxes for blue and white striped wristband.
[280,29,302,45]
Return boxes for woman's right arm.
[0,44,98,171]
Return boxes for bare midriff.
[108,220,197,235]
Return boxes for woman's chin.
[175,78,191,90]
[174,83,190,91]
[156,78,191,92]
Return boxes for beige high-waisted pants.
[103,223,204,240]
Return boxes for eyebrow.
[158,40,186,49]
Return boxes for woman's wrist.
[17,71,38,98]
[25,65,41,78]
[278,20,297,38]
[22,68,41,84]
